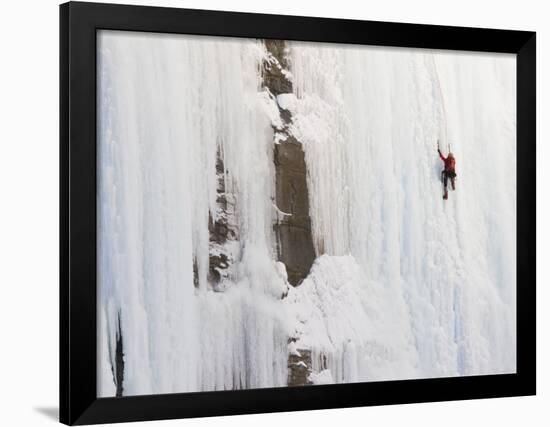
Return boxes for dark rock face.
[274,140,316,285]
[264,40,316,287]
[263,40,293,96]
[288,348,313,386]
[114,313,124,397]
[263,39,316,387]
[208,148,238,289]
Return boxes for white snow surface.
[309,369,334,385]
[98,31,516,397]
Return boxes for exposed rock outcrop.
[263,40,316,387]
[114,312,124,397]
[287,347,313,386]
[263,40,315,287]
[208,148,238,290]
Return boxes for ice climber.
[438,147,456,200]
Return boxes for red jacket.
[438,150,456,172]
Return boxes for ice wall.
[288,43,516,381]
[98,31,516,396]
[98,31,289,396]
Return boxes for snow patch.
[276,93,298,112]
[309,369,334,385]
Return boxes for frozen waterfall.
[97,30,516,396]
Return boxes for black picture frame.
[60,1,536,425]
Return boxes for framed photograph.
[60,1,536,425]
